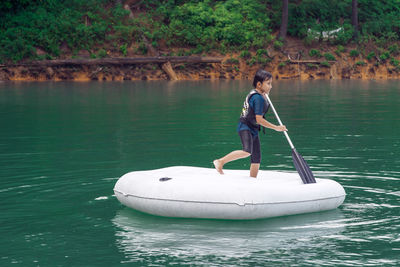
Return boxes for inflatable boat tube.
[114,166,346,220]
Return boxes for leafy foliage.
[154,0,273,49]
[0,0,133,62]
[2,0,400,63]
[350,50,360,58]
[279,0,400,44]
[366,51,376,61]
[390,57,399,67]
[335,45,345,56]
[240,51,251,59]
[309,49,322,58]
[379,51,390,62]
[324,53,336,61]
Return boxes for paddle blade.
[292,149,316,184]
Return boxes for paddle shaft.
[264,94,295,150]
[265,93,316,184]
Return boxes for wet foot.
[213,159,224,175]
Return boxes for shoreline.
[2,64,399,82]
[2,51,400,82]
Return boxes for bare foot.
[213,159,224,175]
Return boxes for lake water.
[1,80,399,266]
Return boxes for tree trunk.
[278,0,289,41]
[161,61,178,81]
[352,0,359,40]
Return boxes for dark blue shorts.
[239,130,261,164]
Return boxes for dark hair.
[252,69,272,88]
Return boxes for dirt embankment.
[1,38,400,81]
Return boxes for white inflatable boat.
[113,166,346,220]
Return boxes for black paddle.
[265,94,316,184]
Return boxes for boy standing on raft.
[213,69,287,178]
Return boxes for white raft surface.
[114,166,346,220]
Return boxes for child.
[213,69,287,178]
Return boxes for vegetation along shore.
[1,0,400,81]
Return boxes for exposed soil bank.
[1,57,399,82]
[2,38,400,81]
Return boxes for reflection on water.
[112,180,400,266]
[113,208,345,265]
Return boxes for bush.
[320,61,330,67]
[97,49,107,58]
[120,44,128,57]
[324,53,336,61]
[355,61,366,66]
[335,45,345,56]
[309,49,322,58]
[256,49,269,57]
[191,44,204,54]
[388,44,399,56]
[137,43,148,55]
[379,51,390,61]
[390,57,399,66]
[226,57,239,64]
[247,57,257,66]
[349,50,359,58]
[333,23,354,45]
[303,36,315,46]
[273,40,283,50]
[367,51,376,61]
[240,51,251,59]
[256,56,271,64]
[306,63,318,69]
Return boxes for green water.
[1,80,399,266]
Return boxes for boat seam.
[114,189,346,206]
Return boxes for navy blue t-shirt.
[237,93,266,136]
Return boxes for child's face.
[261,78,272,94]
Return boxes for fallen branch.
[288,59,336,64]
[1,56,223,67]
